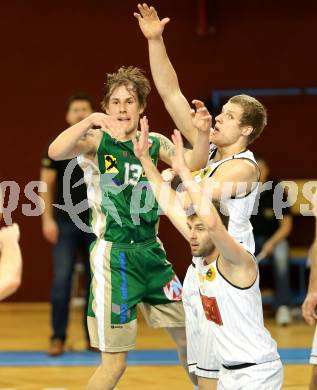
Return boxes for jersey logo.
[198,266,216,284]
[200,292,223,325]
[192,165,212,181]
[105,154,119,173]
[163,275,182,301]
[205,266,216,282]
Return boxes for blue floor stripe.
[0,348,311,367]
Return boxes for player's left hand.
[302,292,317,326]
[191,100,213,133]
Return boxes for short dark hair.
[188,200,229,229]
[66,93,95,112]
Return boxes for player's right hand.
[134,3,170,40]
[302,292,317,326]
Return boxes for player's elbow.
[48,143,63,161]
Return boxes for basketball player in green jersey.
[48,66,210,389]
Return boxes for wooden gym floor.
[0,303,314,389]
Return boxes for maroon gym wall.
[1,0,316,301]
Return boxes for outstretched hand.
[132,116,151,160]
[134,3,170,40]
[191,99,213,133]
[171,130,188,176]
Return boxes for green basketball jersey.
[79,131,161,243]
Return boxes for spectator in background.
[251,157,293,326]
[0,224,22,301]
[40,94,95,356]
[302,216,317,390]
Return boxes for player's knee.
[198,377,218,390]
[101,355,127,384]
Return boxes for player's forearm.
[266,229,289,248]
[148,39,197,145]
[139,156,172,214]
[179,168,219,230]
[267,217,292,247]
[185,130,209,170]
[148,37,179,99]
[48,117,91,160]
[0,242,22,300]
[40,189,55,222]
[139,156,189,239]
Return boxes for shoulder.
[149,132,169,142]
[214,158,257,180]
[148,132,171,149]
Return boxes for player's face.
[66,100,94,126]
[212,102,248,146]
[187,217,215,257]
[106,85,144,138]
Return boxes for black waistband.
[222,362,256,370]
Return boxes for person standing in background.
[251,157,293,326]
[40,94,95,356]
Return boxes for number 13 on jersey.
[124,163,146,186]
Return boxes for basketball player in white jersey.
[135,3,267,254]
[133,119,283,389]
[302,216,317,390]
[135,7,267,385]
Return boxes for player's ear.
[242,126,253,137]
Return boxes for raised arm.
[171,130,254,268]
[302,217,317,325]
[48,113,113,160]
[134,3,198,145]
[0,224,22,300]
[153,100,212,170]
[133,117,189,240]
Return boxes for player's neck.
[215,142,247,161]
[203,249,218,265]
[118,128,138,142]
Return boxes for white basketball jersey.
[194,145,258,253]
[194,256,279,366]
